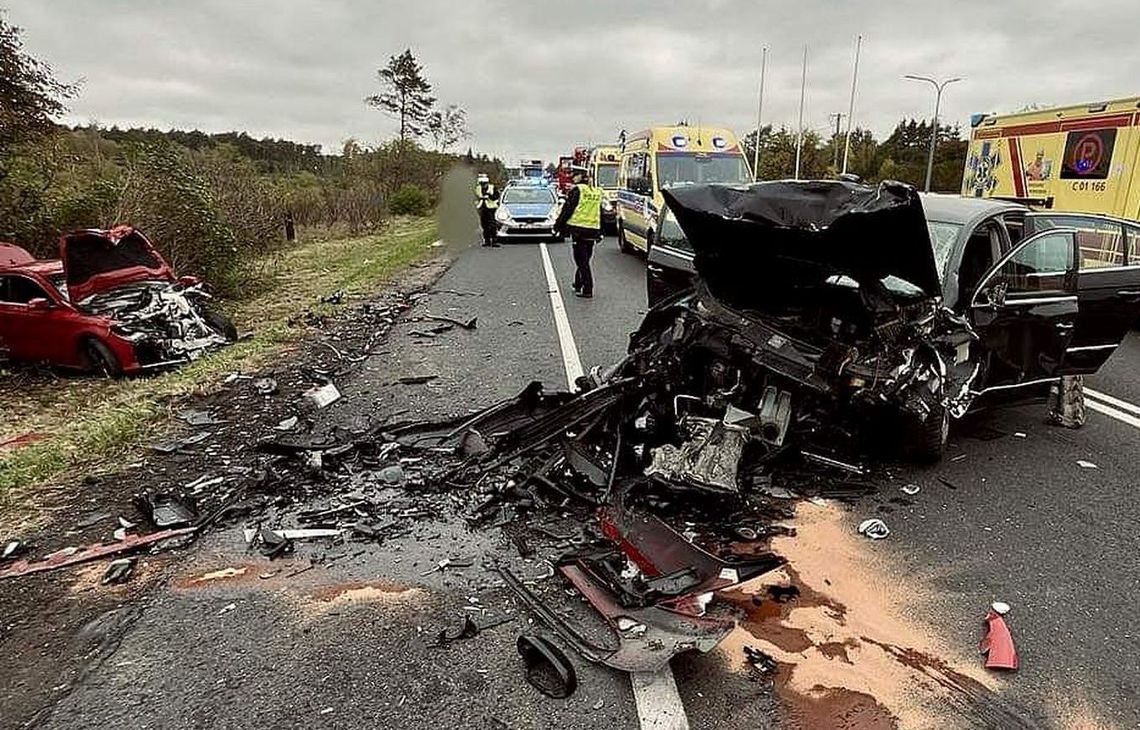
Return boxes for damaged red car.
[0,227,236,375]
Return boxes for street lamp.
[904,74,962,192]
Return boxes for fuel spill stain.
[716,500,1033,729]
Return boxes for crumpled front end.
[80,281,232,368]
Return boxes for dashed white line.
[536,242,690,730]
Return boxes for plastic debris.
[101,558,135,585]
[378,465,406,484]
[979,607,1019,670]
[901,484,921,496]
[0,527,198,580]
[517,634,577,699]
[275,416,299,431]
[1076,459,1098,469]
[253,377,278,395]
[857,518,890,540]
[991,601,1011,615]
[178,408,223,427]
[303,383,341,409]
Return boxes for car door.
[0,274,72,363]
[646,207,697,306]
[970,229,1080,388]
[1024,213,1140,372]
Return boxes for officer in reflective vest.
[554,167,603,298]
[474,173,501,247]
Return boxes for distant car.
[495,183,562,242]
[643,181,1140,459]
[0,227,236,376]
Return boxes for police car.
[495,179,563,242]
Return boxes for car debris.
[743,645,778,675]
[430,613,512,648]
[980,605,1019,670]
[149,431,212,454]
[857,518,891,540]
[0,527,197,580]
[177,409,223,427]
[1076,459,1098,469]
[253,377,279,396]
[134,491,199,528]
[2,541,23,560]
[303,383,341,409]
[901,484,921,496]
[517,634,578,698]
[276,416,299,431]
[101,557,135,585]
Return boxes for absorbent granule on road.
[715,500,1026,730]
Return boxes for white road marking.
[536,242,690,730]
[1085,394,1140,430]
[1085,387,1140,418]
[538,242,585,386]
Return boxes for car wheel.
[618,223,634,254]
[908,404,949,463]
[201,305,239,341]
[83,338,122,378]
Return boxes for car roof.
[918,193,1026,225]
[0,259,63,277]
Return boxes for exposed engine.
[79,281,232,366]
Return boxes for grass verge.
[0,218,439,499]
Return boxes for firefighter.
[554,166,603,298]
[474,173,500,247]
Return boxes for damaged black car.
[637,180,1140,461]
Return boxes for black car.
[638,180,1140,460]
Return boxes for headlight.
[495,208,511,223]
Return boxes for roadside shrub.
[388,184,430,216]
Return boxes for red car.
[0,226,236,375]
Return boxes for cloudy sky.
[7,0,1140,163]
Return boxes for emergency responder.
[474,173,501,247]
[554,166,603,298]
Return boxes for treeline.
[743,118,969,192]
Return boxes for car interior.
[0,275,50,305]
[958,220,1004,308]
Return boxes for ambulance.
[616,125,750,253]
[963,97,1140,219]
[589,145,621,233]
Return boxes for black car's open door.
[646,208,697,306]
[1024,213,1140,372]
[970,229,1080,389]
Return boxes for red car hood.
[60,226,175,302]
[1,243,35,268]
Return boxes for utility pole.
[829,112,845,170]
[904,74,962,192]
[842,34,862,175]
[794,45,807,180]
[752,47,768,182]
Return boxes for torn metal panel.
[645,416,747,494]
[0,527,198,580]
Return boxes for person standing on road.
[474,173,501,247]
[555,166,603,298]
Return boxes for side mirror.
[982,282,1008,309]
[27,297,51,311]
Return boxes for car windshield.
[656,153,750,187]
[926,221,962,280]
[502,187,555,204]
[595,164,619,188]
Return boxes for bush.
[388,183,430,216]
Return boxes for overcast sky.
[8,0,1140,163]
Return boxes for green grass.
[0,218,438,500]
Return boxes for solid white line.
[538,242,584,386]
[535,242,690,730]
[1085,387,1140,418]
[1086,397,1140,430]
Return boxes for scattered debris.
[77,511,113,529]
[397,374,439,385]
[101,558,135,585]
[857,518,890,540]
[1076,459,1098,469]
[0,432,47,451]
[1013,432,1027,439]
[218,602,237,616]
[303,383,342,409]
[743,645,778,675]
[134,491,198,528]
[150,431,211,454]
[321,290,345,305]
[421,557,474,576]
[276,416,299,431]
[0,527,198,580]
[901,484,921,496]
[253,377,278,395]
[178,408,223,427]
[2,541,21,560]
[980,606,1019,670]
[431,614,512,647]
[420,313,478,330]
[517,634,578,699]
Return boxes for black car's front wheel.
[907,404,949,462]
[201,305,238,342]
[83,337,122,378]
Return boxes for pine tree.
[365,49,436,142]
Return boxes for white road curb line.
[1085,393,1140,430]
[536,242,690,730]
[1085,387,1140,418]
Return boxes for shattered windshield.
[596,164,619,188]
[656,154,750,187]
[927,221,962,280]
[502,187,555,204]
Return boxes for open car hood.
[661,180,942,306]
[60,226,175,302]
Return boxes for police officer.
[555,166,603,298]
[474,173,501,247]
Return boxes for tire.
[618,222,634,254]
[908,404,949,463]
[201,305,238,342]
[83,338,122,378]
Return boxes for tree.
[427,104,469,151]
[0,12,77,156]
[365,49,436,142]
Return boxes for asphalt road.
[24,235,1140,729]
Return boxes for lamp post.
[904,74,961,192]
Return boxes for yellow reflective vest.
[474,182,499,209]
[567,184,602,230]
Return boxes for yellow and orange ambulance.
[616,125,750,253]
[963,97,1140,219]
